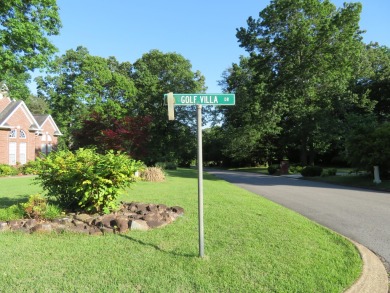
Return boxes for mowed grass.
[0,176,41,208]
[0,169,362,292]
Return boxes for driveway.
[205,169,390,266]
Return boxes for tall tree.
[354,43,390,122]
[0,0,61,98]
[235,0,371,165]
[36,46,137,148]
[218,56,280,165]
[131,50,206,165]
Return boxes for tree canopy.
[218,0,375,165]
[0,0,61,99]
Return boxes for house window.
[19,142,27,164]
[9,142,16,165]
[41,134,53,155]
[19,130,26,139]
[9,129,17,138]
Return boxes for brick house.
[0,84,62,165]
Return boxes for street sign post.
[165,92,235,258]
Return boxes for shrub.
[0,204,25,221]
[43,204,63,220]
[0,164,18,176]
[35,148,143,214]
[21,160,41,175]
[322,168,337,177]
[141,167,165,182]
[301,166,323,177]
[155,161,177,170]
[22,194,47,219]
[289,165,304,174]
[268,165,278,175]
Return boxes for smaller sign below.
[165,93,235,106]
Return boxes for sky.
[32,0,390,94]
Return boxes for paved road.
[205,169,390,265]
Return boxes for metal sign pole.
[197,104,204,258]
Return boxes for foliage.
[354,43,390,122]
[321,168,337,177]
[289,165,304,174]
[0,164,18,176]
[218,0,373,166]
[73,112,152,160]
[344,114,390,177]
[155,162,177,170]
[35,148,142,213]
[21,160,41,175]
[0,0,61,99]
[140,167,166,182]
[131,49,205,165]
[36,46,137,148]
[0,204,25,221]
[22,193,48,219]
[301,166,323,177]
[24,95,51,115]
[0,194,62,221]
[267,165,278,175]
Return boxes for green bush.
[289,165,304,174]
[268,165,278,175]
[0,204,25,221]
[35,148,143,214]
[0,164,18,176]
[322,168,337,177]
[301,166,323,177]
[21,160,41,175]
[155,161,177,170]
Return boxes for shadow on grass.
[118,233,197,258]
[0,195,29,208]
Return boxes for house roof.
[0,98,62,135]
[0,100,41,131]
[33,114,63,136]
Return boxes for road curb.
[345,240,388,293]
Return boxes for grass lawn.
[0,176,41,208]
[0,169,362,292]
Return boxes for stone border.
[0,202,184,235]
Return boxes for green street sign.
[166,93,235,106]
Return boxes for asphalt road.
[205,169,390,265]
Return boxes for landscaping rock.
[24,219,37,229]
[129,219,149,231]
[1,202,184,235]
[31,223,52,233]
[0,222,9,231]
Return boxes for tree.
[25,94,50,114]
[73,112,152,161]
[0,0,61,98]
[36,46,137,148]
[235,0,371,165]
[344,114,390,177]
[131,50,206,165]
[218,56,281,165]
[354,43,390,122]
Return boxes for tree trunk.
[300,139,308,166]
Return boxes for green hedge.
[300,166,323,177]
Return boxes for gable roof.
[33,114,63,136]
[0,100,41,131]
